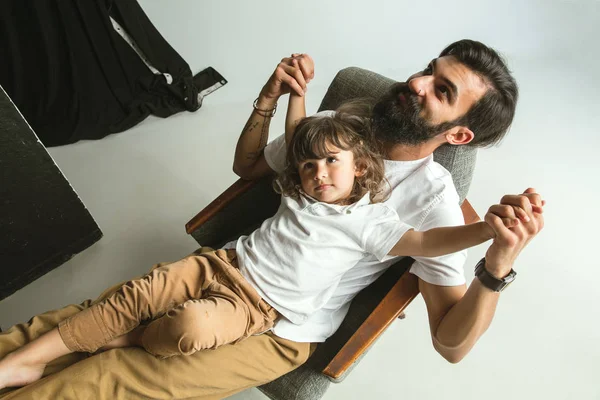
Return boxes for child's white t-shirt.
[235,193,412,324]
[259,116,466,342]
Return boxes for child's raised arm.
[389,221,496,257]
[388,202,542,258]
[285,93,306,147]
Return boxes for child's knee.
[167,300,246,353]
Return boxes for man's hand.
[483,188,545,278]
[257,54,314,109]
[482,202,533,238]
[233,53,314,180]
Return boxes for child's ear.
[354,162,367,177]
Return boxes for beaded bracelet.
[253,98,277,117]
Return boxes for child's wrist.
[481,221,495,240]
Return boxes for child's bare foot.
[0,351,46,389]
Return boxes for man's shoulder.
[384,157,460,227]
[416,157,460,204]
[413,156,456,187]
[424,159,461,203]
[385,155,454,184]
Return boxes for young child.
[0,94,535,390]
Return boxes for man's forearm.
[431,277,501,363]
[232,96,277,179]
[424,189,544,364]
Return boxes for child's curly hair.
[275,109,389,204]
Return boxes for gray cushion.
[259,359,330,400]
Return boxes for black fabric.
[0,0,225,147]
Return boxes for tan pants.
[0,249,313,399]
[58,249,278,357]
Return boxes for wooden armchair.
[185,67,480,400]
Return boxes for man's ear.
[444,126,474,145]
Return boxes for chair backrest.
[189,177,280,249]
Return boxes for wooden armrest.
[185,179,257,234]
[323,270,419,380]
[323,198,481,380]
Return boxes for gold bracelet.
[253,98,277,117]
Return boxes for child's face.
[298,145,360,204]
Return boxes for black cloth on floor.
[0,0,225,147]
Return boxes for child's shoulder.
[355,200,399,220]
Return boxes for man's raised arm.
[233,54,314,180]
[420,189,545,363]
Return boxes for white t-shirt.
[236,193,412,325]
[262,117,467,342]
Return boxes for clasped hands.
[483,188,545,278]
[258,53,315,109]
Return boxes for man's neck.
[384,142,439,161]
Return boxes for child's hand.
[260,53,314,100]
[483,198,545,238]
[484,188,545,279]
[289,56,312,99]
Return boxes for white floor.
[1,1,599,399]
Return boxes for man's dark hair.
[440,39,519,147]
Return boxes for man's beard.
[372,82,456,147]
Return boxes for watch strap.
[475,258,516,292]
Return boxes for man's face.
[372,56,488,146]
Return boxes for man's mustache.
[388,82,420,113]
